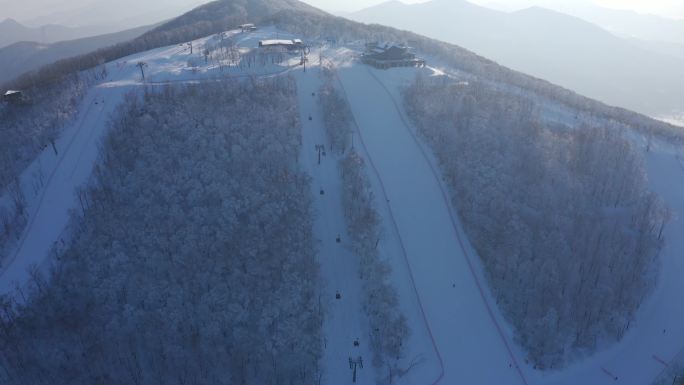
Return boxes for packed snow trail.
[333,60,684,385]
[368,66,529,383]
[0,76,130,296]
[333,62,527,384]
[321,57,445,385]
[295,66,376,385]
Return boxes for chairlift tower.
[315,144,325,165]
[349,356,363,383]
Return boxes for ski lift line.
[652,345,684,384]
[652,354,668,367]
[601,366,618,381]
[323,57,445,385]
[365,67,529,385]
[1,62,127,280]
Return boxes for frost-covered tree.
[0,78,322,385]
[319,70,410,384]
[404,75,666,368]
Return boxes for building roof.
[365,46,414,61]
[259,39,303,47]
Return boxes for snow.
[0,26,301,297]
[0,80,131,296]
[655,115,684,128]
[331,58,527,385]
[295,64,377,385]
[2,26,684,385]
[322,45,684,385]
[521,143,684,385]
[259,39,301,46]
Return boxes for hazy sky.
[302,0,684,19]
[1,0,682,23]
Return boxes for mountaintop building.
[2,90,24,103]
[361,42,426,70]
[239,23,257,32]
[258,39,304,51]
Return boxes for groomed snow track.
[328,57,528,385]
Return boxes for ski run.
[1,26,684,385]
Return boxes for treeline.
[0,72,94,191]
[318,66,353,154]
[0,71,100,265]
[5,0,678,143]
[0,78,322,385]
[403,75,667,368]
[1,0,320,91]
[267,9,682,142]
[319,68,410,384]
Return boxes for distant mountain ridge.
[0,18,121,48]
[0,23,156,84]
[349,0,684,117]
[553,4,684,44]
[3,0,678,140]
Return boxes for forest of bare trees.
[0,72,95,191]
[0,78,322,385]
[403,75,667,368]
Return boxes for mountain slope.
[0,24,155,84]
[1,1,684,384]
[348,0,684,117]
[20,0,208,30]
[556,4,684,44]
[0,18,122,48]
[1,0,326,90]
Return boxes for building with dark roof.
[258,39,304,51]
[2,90,24,103]
[361,43,426,70]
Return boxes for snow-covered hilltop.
[1,0,683,384]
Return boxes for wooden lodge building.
[258,39,304,52]
[361,43,426,70]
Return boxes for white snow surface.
[295,65,377,385]
[328,52,528,385]
[1,27,684,385]
[320,46,684,385]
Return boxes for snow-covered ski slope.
[0,27,302,295]
[321,46,684,385]
[0,78,131,295]
[2,25,684,385]
[329,54,528,385]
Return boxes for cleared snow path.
[0,74,130,296]
[295,66,376,385]
[333,61,527,384]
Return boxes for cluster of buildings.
[361,42,426,70]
